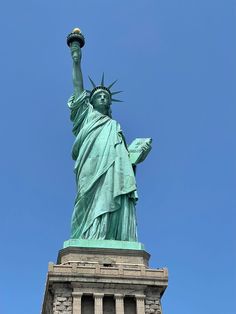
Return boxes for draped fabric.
[68,91,138,241]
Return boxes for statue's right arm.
[70,42,84,99]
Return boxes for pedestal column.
[136,295,146,314]
[114,294,124,314]
[72,292,82,314]
[94,293,104,314]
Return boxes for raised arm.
[70,41,84,99]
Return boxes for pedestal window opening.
[124,296,136,314]
[81,295,94,314]
[103,296,115,314]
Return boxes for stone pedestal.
[41,246,168,314]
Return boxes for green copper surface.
[63,239,145,250]
[67,30,152,243]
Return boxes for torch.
[67,28,85,48]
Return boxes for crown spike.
[112,98,123,103]
[88,76,96,88]
[108,80,118,90]
[101,72,105,86]
[111,91,123,96]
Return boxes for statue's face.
[92,92,111,116]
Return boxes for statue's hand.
[70,41,82,64]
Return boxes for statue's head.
[88,74,122,117]
[90,89,111,116]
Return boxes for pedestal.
[41,246,168,314]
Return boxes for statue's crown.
[87,73,123,104]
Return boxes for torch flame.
[72,28,81,34]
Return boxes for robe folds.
[68,91,138,241]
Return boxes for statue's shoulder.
[115,120,122,132]
[68,90,90,109]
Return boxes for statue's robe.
[68,91,137,241]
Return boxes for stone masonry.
[41,247,168,314]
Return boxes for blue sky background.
[0,1,235,313]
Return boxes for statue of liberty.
[67,29,152,242]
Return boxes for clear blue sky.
[0,1,235,313]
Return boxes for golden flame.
[72,28,81,34]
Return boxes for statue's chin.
[95,108,108,116]
[99,110,108,115]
